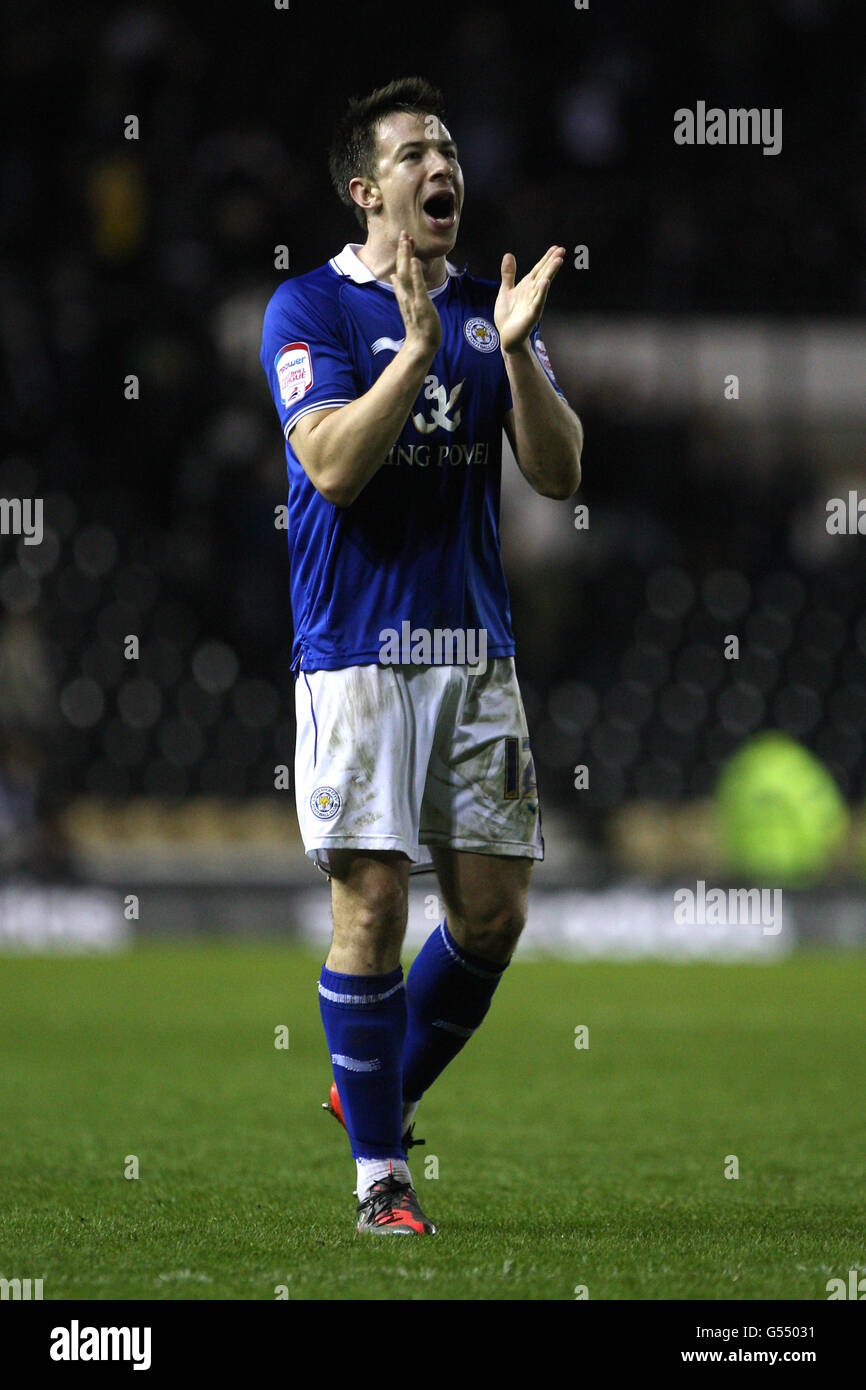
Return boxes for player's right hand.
[391,230,442,360]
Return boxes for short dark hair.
[328,77,448,231]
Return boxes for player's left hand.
[494,246,565,354]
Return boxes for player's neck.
[356,239,448,293]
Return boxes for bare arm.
[497,247,582,500]
[290,232,441,508]
[503,352,583,499]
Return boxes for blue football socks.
[318,965,407,1161]
[402,918,508,1104]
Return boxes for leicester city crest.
[463,317,499,353]
[310,786,342,820]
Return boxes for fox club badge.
[463,317,499,353]
[310,786,342,820]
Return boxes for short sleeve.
[503,323,567,410]
[260,281,358,440]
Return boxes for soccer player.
[260,77,582,1234]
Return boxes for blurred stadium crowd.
[1,0,863,876]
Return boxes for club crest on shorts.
[310,785,342,820]
[463,317,499,353]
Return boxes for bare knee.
[444,859,533,964]
[457,898,527,963]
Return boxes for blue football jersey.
[260,243,566,672]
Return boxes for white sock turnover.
[355,1156,411,1202]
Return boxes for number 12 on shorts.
[504,737,520,799]
[504,736,537,801]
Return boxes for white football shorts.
[294,657,543,875]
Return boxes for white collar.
[329,243,459,297]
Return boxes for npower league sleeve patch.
[533,336,557,384]
[275,341,313,408]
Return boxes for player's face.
[370,110,463,257]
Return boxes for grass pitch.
[0,944,864,1300]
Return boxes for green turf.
[0,944,864,1300]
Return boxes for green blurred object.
[716,731,849,881]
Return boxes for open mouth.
[422,190,457,230]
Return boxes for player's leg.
[401,657,541,1117]
[401,849,532,1116]
[326,847,409,974]
[319,849,409,1173]
[432,846,533,962]
[320,847,436,1232]
[295,663,450,1231]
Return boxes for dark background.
[1,0,864,877]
